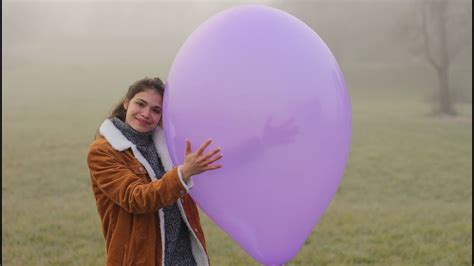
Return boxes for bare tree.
[400,0,471,116]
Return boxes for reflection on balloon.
[164,5,351,265]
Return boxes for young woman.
[87,77,222,266]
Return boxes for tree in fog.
[399,0,472,116]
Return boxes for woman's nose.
[141,108,151,118]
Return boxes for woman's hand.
[262,116,299,147]
[181,139,223,181]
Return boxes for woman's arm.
[87,143,186,214]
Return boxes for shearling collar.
[99,118,175,174]
[99,119,135,151]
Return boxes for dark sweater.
[111,118,196,266]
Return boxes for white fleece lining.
[159,209,166,265]
[153,129,193,191]
[177,200,210,266]
[131,146,157,179]
[153,128,173,171]
[99,119,208,265]
[178,165,194,190]
[99,119,133,151]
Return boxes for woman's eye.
[136,102,145,107]
[153,109,162,114]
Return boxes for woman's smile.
[135,117,151,125]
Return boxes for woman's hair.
[109,77,165,121]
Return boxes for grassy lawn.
[2,88,471,265]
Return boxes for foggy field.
[2,87,471,265]
[3,0,472,265]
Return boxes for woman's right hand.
[180,138,223,181]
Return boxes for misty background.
[2,0,472,265]
[3,0,471,111]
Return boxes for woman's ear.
[123,99,129,111]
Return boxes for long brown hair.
[95,77,165,138]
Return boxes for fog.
[2,0,472,109]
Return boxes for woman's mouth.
[135,117,150,125]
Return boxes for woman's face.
[123,89,163,133]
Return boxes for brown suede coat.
[87,136,208,266]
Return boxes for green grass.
[2,88,471,265]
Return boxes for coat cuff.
[178,165,193,191]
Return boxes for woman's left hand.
[180,138,223,181]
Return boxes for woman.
[87,77,222,266]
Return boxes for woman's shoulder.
[87,136,129,167]
[88,136,134,160]
[88,136,117,156]
[89,136,109,148]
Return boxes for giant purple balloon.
[164,5,351,265]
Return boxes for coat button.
[179,190,185,196]
[138,167,145,173]
[194,228,198,233]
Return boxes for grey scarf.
[111,117,196,266]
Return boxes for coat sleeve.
[87,142,187,214]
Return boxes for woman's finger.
[204,164,223,171]
[196,138,212,155]
[203,154,223,165]
[185,139,192,155]
[202,147,221,161]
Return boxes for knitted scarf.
[111,117,196,266]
